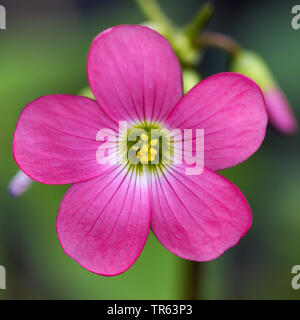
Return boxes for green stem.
[185,2,214,41]
[133,0,175,35]
[184,261,203,299]
[197,32,241,57]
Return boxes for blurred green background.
[0,0,300,299]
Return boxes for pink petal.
[87,25,182,123]
[165,73,268,172]
[13,95,117,184]
[57,166,150,275]
[150,166,252,261]
[264,87,298,135]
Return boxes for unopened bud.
[231,50,297,135]
[230,50,275,91]
[8,171,33,197]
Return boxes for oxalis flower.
[13,25,267,276]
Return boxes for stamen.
[141,133,148,142]
[149,154,156,162]
[141,144,148,153]
[149,148,157,156]
[124,122,171,174]
[140,155,148,164]
[150,139,158,146]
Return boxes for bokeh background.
[0,0,299,299]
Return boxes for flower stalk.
[134,0,215,68]
[197,32,241,57]
[184,262,203,299]
[185,2,214,42]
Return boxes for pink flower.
[264,86,298,135]
[13,25,267,276]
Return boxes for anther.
[141,144,148,153]
[150,139,158,146]
[149,148,157,156]
[141,133,148,142]
[140,156,148,164]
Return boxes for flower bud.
[8,170,33,197]
[263,86,298,135]
[230,51,297,135]
[230,51,274,91]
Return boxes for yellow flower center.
[132,138,159,164]
[118,121,173,176]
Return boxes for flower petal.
[13,95,117,184]
[150,166,251,261]
[57,166,150,275]
[165,73,268,171]
[87,25,183,123]
[264,87,298,135]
